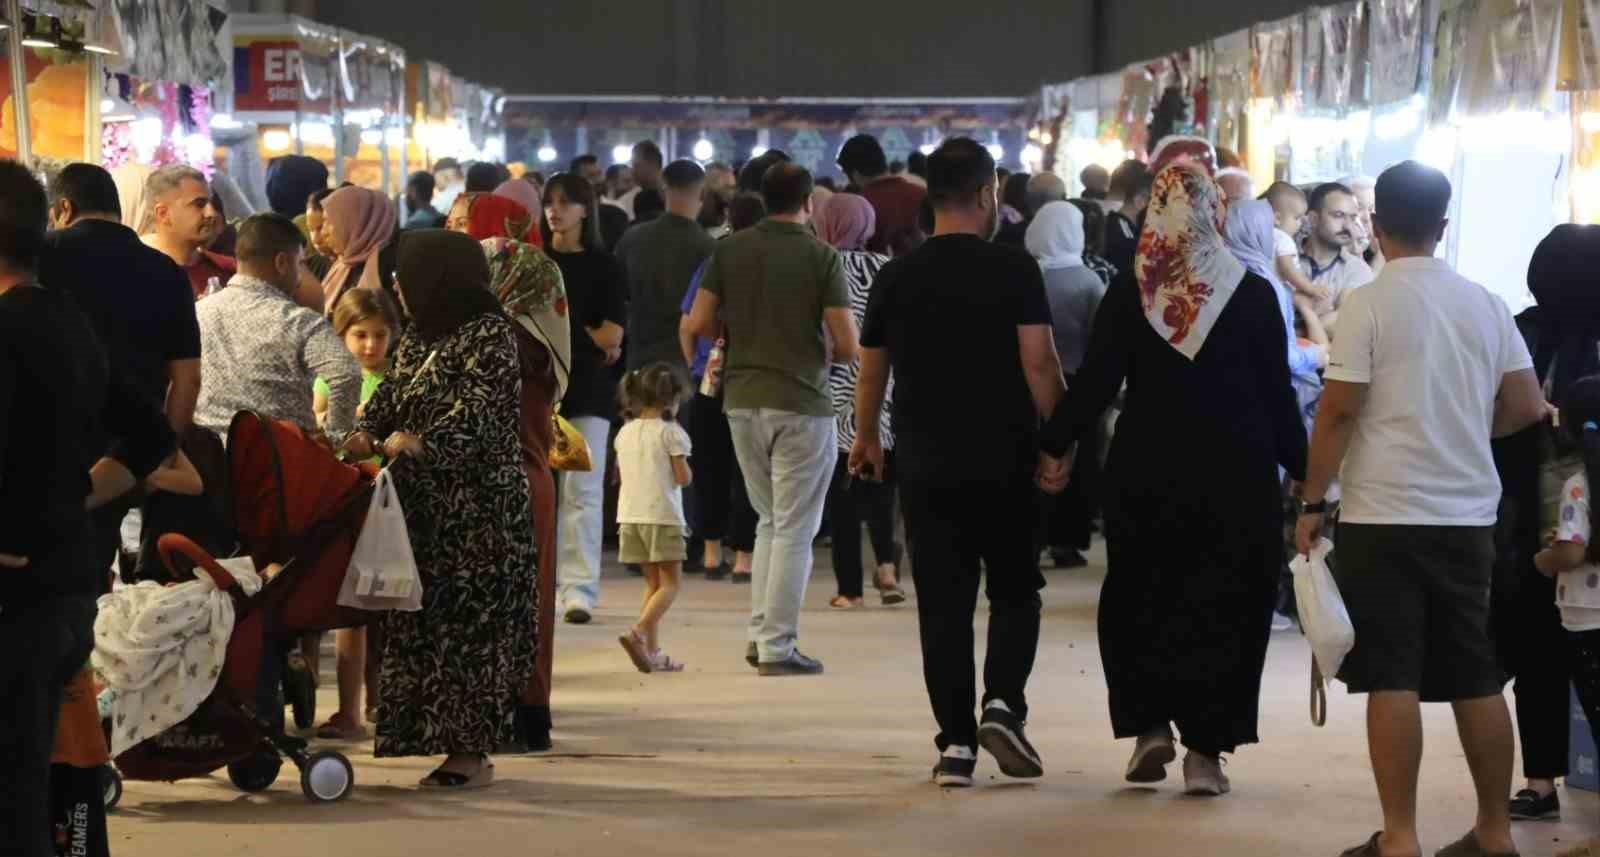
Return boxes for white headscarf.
[1025,201,1086,271]
[111,163,155,234]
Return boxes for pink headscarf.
[494,179,543,220]
[320,187,396,314]
[813,192,877,251]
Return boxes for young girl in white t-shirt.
[1533,381,1600,833]
[614,364,694,674]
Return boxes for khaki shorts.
[618,523,687,564]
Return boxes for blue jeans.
[727,409,836,662]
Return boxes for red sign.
[234,39,302,112]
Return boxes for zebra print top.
[830,249,894,453]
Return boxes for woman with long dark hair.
[542,173,627,623]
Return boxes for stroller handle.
[157,534,239,591]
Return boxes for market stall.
[1,0,115,170]
[99,0,230,176]
[502,97,1028,180]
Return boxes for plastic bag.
[337,469,422,611]
[1290,537,1355,725]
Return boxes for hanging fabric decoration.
[1252,13,1303,101]
[1306,1,1367,110]
[108,0,228,90]
[1368,0,1427,104]
[1456,0,1563,116]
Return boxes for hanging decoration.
[108,0,228,89]
[1368,0,1427,104]
[1305,1,1367,110]
[1252,13,1303,101]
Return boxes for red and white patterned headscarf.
[1135,163,1246,359]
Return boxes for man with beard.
[144,166,233,299]
[1298,182,1374,336]
[849,138,1063,788]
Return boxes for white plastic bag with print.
[1290,537,1354,725]
[338,468,422,611]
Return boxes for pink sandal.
[618,629,654,673]
[649,650,685,673]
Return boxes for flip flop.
[829,595,863,609]
[619,630,654,674]
[315,713,366,740]
[419,762,495,790]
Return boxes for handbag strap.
[1310,656,1328,727]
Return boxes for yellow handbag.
[550,412,593,472]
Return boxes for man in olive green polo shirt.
[688,163,859,676]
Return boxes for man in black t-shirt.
[851,138,1067,789]
[1104,160,1152,277]
[0,159,174,857]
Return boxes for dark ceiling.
[310,0,1315,98]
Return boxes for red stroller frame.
[108,412,377,803]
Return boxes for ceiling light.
[612,143,632,164]
[1021,143,1043,166]
[537,145,557,163]
[692,138,714,162]
[987,143,1005,161]
[750,145,768,158]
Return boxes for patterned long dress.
[355,312,538,757]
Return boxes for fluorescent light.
[21,38,56,48]
[612,143,632,164]
[692,138,714,162]
[750,145,768,158]
[84,43,115,55]
[537,145,558,163]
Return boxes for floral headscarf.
[484,237,571,401]
[493,180,545,245]
[1135,163,1246,359]
[458,192,538,244]
[1148,135,1217,177]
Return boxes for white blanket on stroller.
[93,557,263,755]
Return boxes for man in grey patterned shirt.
[194,214,361,440]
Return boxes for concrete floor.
[107,542,1598,857]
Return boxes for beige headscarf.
[111,163,155,234]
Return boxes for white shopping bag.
[1290,537,1355,725]
[338,469,422,611]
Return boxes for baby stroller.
[107,412,378,803]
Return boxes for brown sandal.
[829,595,863,609]
[618,629,653,674]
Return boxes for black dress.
[1042,270,1307,755]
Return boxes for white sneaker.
[1271,611,1296,632]
[1125,730,1177,783]
[1182,751,1231,796]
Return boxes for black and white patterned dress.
[830,250,894,453]
[355,312,538,757]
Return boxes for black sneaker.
[1509,788,1560,821]
[932,751,976,788]
[705,562,730,581]
[1051,548,1089,568]
[977,702,1043,778]
[757,650,824,676]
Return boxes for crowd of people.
[1,124,1598,857]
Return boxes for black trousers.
[827,451,898,598]
[900,455,1045,752]
[687,392,756,553]
[1495,568,1573,779]
[1573,629,1600,752]
[1,594,97,857]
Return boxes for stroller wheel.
[227,753,282,793]
[300,750,354,803]
[286,655,316,730]
[101,765,122,810]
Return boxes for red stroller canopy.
[226,412,369,564]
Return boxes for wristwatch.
[1299,499,1329,515]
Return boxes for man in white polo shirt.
[1295,161,1548,857]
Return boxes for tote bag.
[337,468,422,611]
